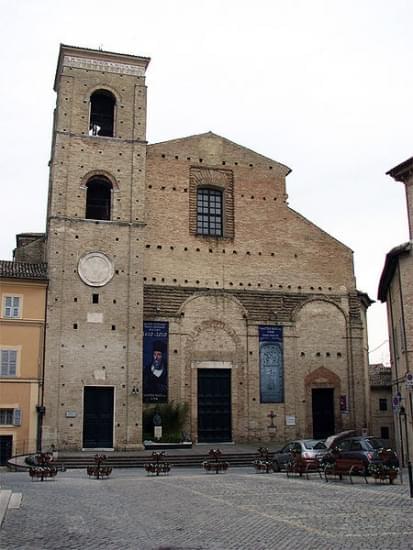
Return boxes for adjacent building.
[368,363,395,448]
[0,259,47,464]
[35,44,372,451]
[379,158,413,464]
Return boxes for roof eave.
[54,44,151,91]
[377,241,411,302]
[386,156,413,183]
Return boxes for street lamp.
[399,406,413,498]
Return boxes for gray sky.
[1,0,411,365]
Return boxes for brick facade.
[41,45,370,450]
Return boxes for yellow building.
[0,260,47,463]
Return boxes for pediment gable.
[147,132,291,177]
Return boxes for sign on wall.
[259,326,284,403]
[143,322,169,403]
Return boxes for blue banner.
[259,326,284,403]
[143,322,169,403]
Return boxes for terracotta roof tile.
[0,260,48,280]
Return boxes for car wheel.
[273,460,281,472]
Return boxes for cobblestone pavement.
[1,468,412,550]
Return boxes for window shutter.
[4,296,12,317]
[9,350,17,375]
[12,297,20,317]
[13,408,22,426]
[1,350,7,375]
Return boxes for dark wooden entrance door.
[83,387,114,448]
[198,369,231,443]
[0,435,13,465]
[312,388,335,439]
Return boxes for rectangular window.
[1,350,17,376]
[0,409,21,426]
[380,426,390,439]
[379,398,387,411]
[3,296,20,318]
[197,188,223,236]
[0,409,14,425]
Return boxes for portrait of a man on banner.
[143,322,168,403]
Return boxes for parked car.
[323,434,399,474]
[272,439,327,472]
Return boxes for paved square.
[1,468,412,549]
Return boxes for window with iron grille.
[197,188,223,236]
[1,350,17,376]
[3,296,20,318]
[0,409,13,425]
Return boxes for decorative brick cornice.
[143,286,355,324]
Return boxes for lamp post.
[399,406,413,498]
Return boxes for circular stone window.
[78,252,114,287]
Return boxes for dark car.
[272,439,327,471]
[323,435,399,473]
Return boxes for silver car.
[272,439,327,471]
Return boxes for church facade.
[40,45,370,450]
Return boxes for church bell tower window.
[85,177,112,220]
[89,90,116,137]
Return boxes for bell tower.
[43,45,150,450]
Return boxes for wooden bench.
[86,454,112,479]
[324,457,368,484]
[253,447,274,473]
[286,450,322,480]
[144,451,171,476]
[202,449,229,474]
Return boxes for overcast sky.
[1,0,411,365]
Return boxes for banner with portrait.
[259,325,284,403]
[143,321,169,403]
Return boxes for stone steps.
[54,452,258,470]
